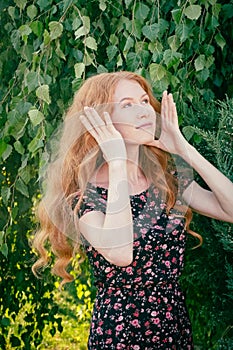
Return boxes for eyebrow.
[119,93,149,103]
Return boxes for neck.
[124,144,140,182]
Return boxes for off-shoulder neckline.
[87,182,151,197]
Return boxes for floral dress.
[78,178,194,350]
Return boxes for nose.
[135,104,149,119]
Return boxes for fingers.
[80,107,116,141]
[161,90,178,124]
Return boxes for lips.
[136,122,153,129]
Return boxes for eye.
[141,98,150,104]
[122,102,133,108]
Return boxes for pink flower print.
[107,272,114,278]
[98,320,104,326]
[152,336,160,342]
[114,303,122,310]
[172,229,178,236]
[179,233,185,240]
[149,296,156,302]
[96,326,103,335]
[167,304,172,311]
[144,321,150,327]
[160,202,166,209]
[140,194,146,201]
[106,329,112,335]
[145,261,152,267]
[153,318,160,324]
[172,257,177,263]
[145,330,152,335]
[151,311,158,317]
[174,218,181,224]
[150,200,155,207]
[162,244,167,249]
[134,277,142,283]
[106,338,112,344]
[165,251,170,257]
[151,217,157,224]
[139,290,145,297]
[131,319,140,327]
[166,312,172,320]
[133,346,140,350]
[165,261,171,268]
[126,266,133,274]
[116,324,123,332]
[133,310,139,317]
[105,267,111,273]
[134,240,140,246]
[118,315,124,322]
[105,298,111,304]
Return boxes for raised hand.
[147,91,189,155]
[80,106,127,163]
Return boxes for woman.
[33,71,233,349]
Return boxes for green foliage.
[181,97,233,348]
[0,0,232,348]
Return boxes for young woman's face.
[111,79,156,144]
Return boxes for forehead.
[113,79,146,101]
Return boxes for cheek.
[114,124,138,142]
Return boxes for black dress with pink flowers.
[78,179,194,350]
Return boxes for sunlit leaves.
[74,62,85,78]
[27,5,38,20]
[194,54,206,71]
[28,109,44,126]
[49,21,63,40]
[184,5,202,20]
[85,36,97,51]
[36,85,51,104]
[135,2,150,21]
[15,177,29,198]
[149,63,166,81]
[75,16,90,38]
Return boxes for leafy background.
[0,0,232,348]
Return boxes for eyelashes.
[122,99,150,108]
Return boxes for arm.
[79,108,133,266]
[148,91,233,223]
[180,145,233,223]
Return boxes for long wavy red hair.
[32,71,201,284]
